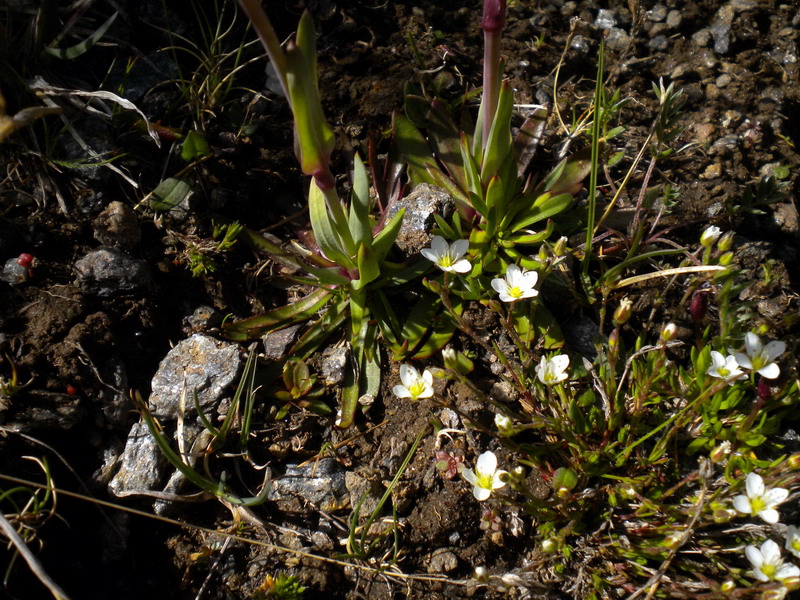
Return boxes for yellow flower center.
[761,563,777,579]
[718,367,730,377]
[750,496,766,514]
[508,286,523,299]
[792,539,800,553]
[408,381,427,398]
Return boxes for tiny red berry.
[66,385,78,395]
[17,253,33,268]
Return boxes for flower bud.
[719,251,734,266]
[613,298,633,326]
[710,441,731,463]
[787,453,800,469]
[553,236,568,257]
[784,576,800,591]
[662,532,682,549]
[689,291,708,323]
[660,322,677,341]
[494,413,516,437]
[481,0,507,33]
[700,225,722,247]
[719,579,735,593]
[541,538,558,553]
[712,508,736,523]
[717,231,735,252]
[756,378,771,401]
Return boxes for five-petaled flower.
[786,526,800,560]
[392,365,434,400]
[734,332,786,380]
[733,472,788,524]
[421,236,471,273]
[491,264,539,303]
[745,539,800,583]
[706,351,744,385]
[461,451,508,501]
[536,354,570,386]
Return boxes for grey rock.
[93,201,141,250]
[710,135,739,156]
[74,247,151,297]
[427,549,459,574]
[320,346,348,386]
[262,324,302,360]
[153,423,204,515]
[595,9,617,29]
[605,28,632,53]
[570,35,589,53]
[647,4,667,22]
[1,258,30,286]
[148,333,242,419]
[729,0,757,11]
[716,74,732,88]
[692,29,711,47]
[757,298,786,320]
[98,356,131,427]
[709,22,731,54]
[561,1,577,17]
[666,10,682,28]
[108,421,166,497]
[267,458,350,513]
[715,4,736,26]
[345,471,384,517]
[182,305,222,334]
[386,184,454,257]
[648,35,669,52]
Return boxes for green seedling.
[271,358,330,419]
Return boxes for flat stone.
[74,247,151,297]
[267,458,350,513]
[148,333,242,419]
[108,421,166,497]
[427,549,459,574]
[262,324,302,361]
[320,346,348,386]
[1,258,30,286]
[386,184,454,257]
[606,28,632,53]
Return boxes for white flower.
[734,332,786,380]
[536,354,570,385]
[706,351,745,385]
[660,322,677,341]
[421,236,471,273]
[786,526,800,560]
[490,264,539,302]
[392,365,434,400]
[733,472,788,524]
[461,451,507,501]
[745,539,800,583]
[700,225,722,247]
[494,413,516,436]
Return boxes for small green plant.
[726,171,791,216]
[270,358,329,419]
[249,572,305,600]
[170,220,242,277]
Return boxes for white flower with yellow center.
[733,472,788,524]
[734,332,786,380]
[745,539,800,583]
[392,365,434,400]
[706,351,744,385]
[461,451,507,501]
[421,236,471,274]
[786,526,800,560]
[536,354,570,386]
[491,264,539,303]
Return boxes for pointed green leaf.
[372,207,405,261]
[44,12,118,59]
[308,180,356,269]
[349,153,372,247]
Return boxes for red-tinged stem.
[481,0,506,149]
[237,0,290,105]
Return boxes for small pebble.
[647,4,667,22]
[716,74,732,88]
[648,35,669,52]
[702,163,723,179]
[666,10,682,28]
[595,8,617,29]
[605,28,631,52]
[692,29,711,47]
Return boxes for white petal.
[765,487,789,505]
[476,451,497,475]
[752,568,770,582]
[746,472,765,498]
[759,508,780,524]
[745,332,762,356]
[521,271,539,288]
[734,352,753,370]
[757,363,780,380]
[452,258,472,273]
[399,364,418,387]
[473,486,491,501]
[420,248,438,262]
[492,470,508,490]
[505,264,522,281]
[764,340,786,362]
[422,369,434,387]
[450,239,469,259]
[745,545,764,568]
[392,385,411,398]
[498,292,515,303]
[777,563,800,580]
[430,236,448,256]
[732,495,753,514]
[551,354,570,373]
[461,468,477,485]
[761,539,781,563]
[491,278,507,294]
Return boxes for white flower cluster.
[733,472,800,586]
[707,332,786,384]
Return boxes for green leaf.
[44,12,118,60]
[148,177,192,211]
[308,180,356,269]
[181,130,212,161]
[223,288,333,341]
[352,243,380,290]
[372,208,405,262]
[539,147,593,196]
[510,193,573,232]
[349,153,372,247]
[480,81,514,183]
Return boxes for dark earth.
[1,0,800,598]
